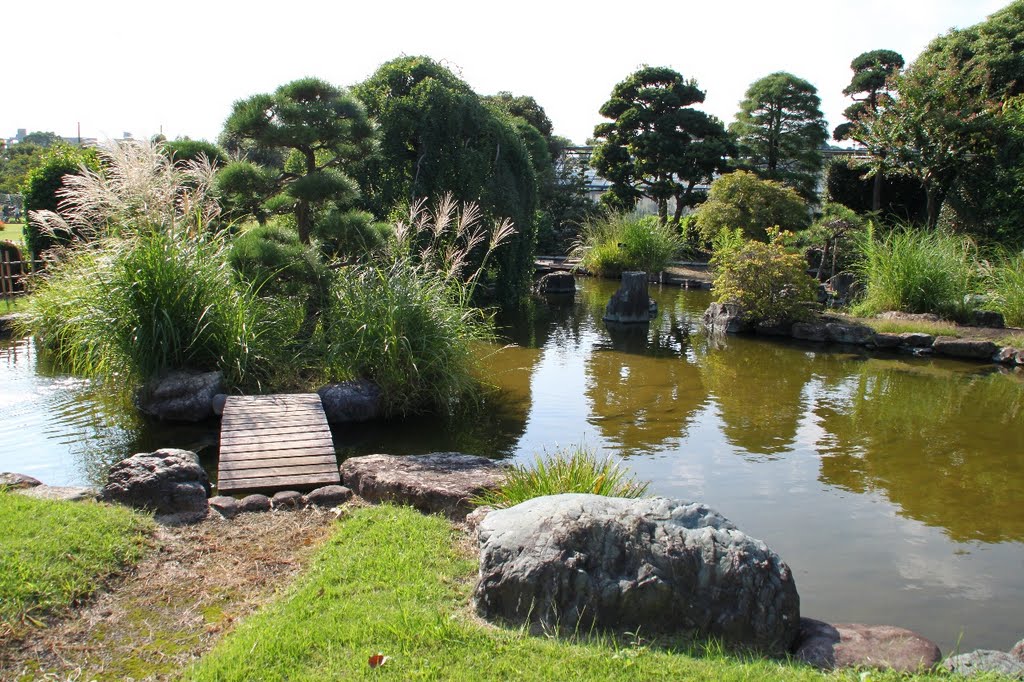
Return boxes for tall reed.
[853,224,979,319]
[571,213,681,278]
[983,250,1024,327]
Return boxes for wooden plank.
[218,454,337,471]
[218,463,339,481]
[219,428,332,446]
[217,472,340,493]
[218,446,336,462]
[220,436,331,450]
[217,392,338,495]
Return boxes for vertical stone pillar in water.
[603,271,656,323]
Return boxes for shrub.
[473,444,649,509]
[571,213,681,278]
[711,229,818,325]
[852,224,979,319]
[788,202,867,280]
[21,145,101,259]
[318,195,513,416]
[984,250,1024,326]
[693,170,809,243]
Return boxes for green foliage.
[983,249,1024,327]
[852,224,979,319]
[825,156,926,223]
[222,77,374,244]
[693,170,809,243]
[26,230,273,387]
[730,72,827,201]
[21,144,101,258]
[0,493,152,631]
[592,66,733,224]
[0,141,46,194]
[834,49,904,143]
[228,219,324,295]
[317,197,508,416]
[789,202,867,280]
[473,445,649,509]
[161,138,227,168]
[712,229,818,325]
[571,212,681,278]
[20,131,62,147]
[354,56,539,302]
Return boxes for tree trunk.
[658,199,668,225]
[871,172,882,213]
[296,199,311,244]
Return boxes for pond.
[1,277,1022,655]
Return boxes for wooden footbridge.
[217,394,340,495]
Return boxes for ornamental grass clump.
[571,213,681,278]
[983,250,1024,327]
[852,223,979,319]
[22,140,273,388]
[474,445,649,509]
[320,195,515,416]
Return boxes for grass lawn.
[0,221,25,245]
[0,491,153,633]
[186,505,955,682]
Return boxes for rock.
[341,453,505,518]
[317,380,382,424]
[238,494,271,513]
[898,332,935,348]
[998,347,1019,364]
[825,322,874,345]
[703,302,752,334]
[100,448,211,515]
[0,313,26,339]
[16,485,98,502]
[473,494,800,656]
[932,336,999,361]
[305,485,352,508]
[825,273,859,305]
[870,332,903,349]
[1011,638,1024,662]
[794,619,941,673]
[791,322,827,342]
[208,495,239,519]
[464,505,493,532]
[272,490,305,510]
[135,370,224,422]
[944,650,1024,678]
[535,272,576,295]
[0,472,42,489]
[969,310,1005,328]
[879,311,941,323]
[604,272,655,324]
[211,393,228,416]
[755,322,791,336]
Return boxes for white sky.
[3,0,1010,146]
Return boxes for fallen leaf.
[368,653,390,668]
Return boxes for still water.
[1,277,1022,654]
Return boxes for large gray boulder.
[0,472,42,490]
[703,302,752,334]
[794,619,941,672]
[318,380,382,423]
[100,448,210,515]
[944,650,1024,678]
[825,322,874,345]
[135,370,224,422]
[604,272,656,324]
[341,453,504,518]
[473,494,800,656]
[535,272,576,295]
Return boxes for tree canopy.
[692,170,809,243]
[591,65,732,224]
[353,56,538,300]
[730,72,827,201]
[220,77,374,244]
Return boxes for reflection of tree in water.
[696,339,815,456]
[810,358,1024,543]
[585,323,706,454]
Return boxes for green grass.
[572,213,682,278]
[473,444,649,509]
[862,318,962,337]
[0,491,152,630]
[186,505,953,681]
[0,221,25,245]
[1,294,30,313]
[852,225,979,320]
[984,250,1024,327]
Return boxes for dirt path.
[0,508,339,681]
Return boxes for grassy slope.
[0,492,152,630]
[0,222,24,245]
[187,506,959,682]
